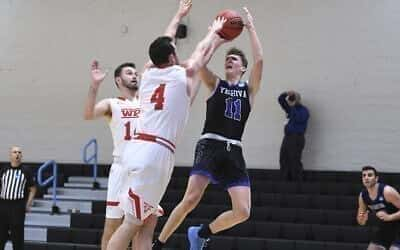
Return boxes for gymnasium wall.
[1,0,399,172]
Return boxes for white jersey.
[119,65,190,220]
[108,97,140,160]
[135,65,190,152]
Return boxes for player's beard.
[123,79,139,91]
[364,180,377,189]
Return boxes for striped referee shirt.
[0,165,35,200]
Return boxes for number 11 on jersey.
[225,98,242,121]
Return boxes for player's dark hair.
[226,47,248,69]
[114,62,136,87]
[149,36,176,67]
[362,165,378,176]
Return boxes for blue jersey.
[361,183,398,214]
[201,79,251,141]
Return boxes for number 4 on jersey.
[151,84,166,110]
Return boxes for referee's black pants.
[279,133,305,181]
[0,199,26,250]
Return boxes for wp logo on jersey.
[121,108,140,118]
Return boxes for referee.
[0,146,36,250]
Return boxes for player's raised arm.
[143,0,192,72]
[184,17,226,99]
[243,7,263,99]
[187,32,226,104]
[199,64,219,92]
[189,37,225,99]
[84,60,111,120]
[198,30,225,92]
[185,17,226,77]
[164,0,192,40]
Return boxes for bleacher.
[5,163,400,250]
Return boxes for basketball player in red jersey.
[106,1,227,250]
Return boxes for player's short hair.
[362,165,378,176]
[226,47,248,69]
[114,62,136,87]
[149,36,175,67]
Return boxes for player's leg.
[390,245,400,250]
[101,163,125,250]
[133,214,158,250]
[367,243,386,250]
[156,139,213,247]
[389,237,400,250]
[370,224,396,250]
[107,214,142,250]
[210,186,251,232]
[209,144,251,232]
[157,174,210,244]
[187,186,250,250]
[188,143,250,250]
[101,218,122,250]
[103,215,156,250]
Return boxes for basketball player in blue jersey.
[153,7,263,250]
[357,166,400,250]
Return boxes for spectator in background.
[0,146,36,250]
[278,91,309,181]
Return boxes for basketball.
[216,9,244,40]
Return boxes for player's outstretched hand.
[243,7,255,31]
[209,16,226,35]
[209,17,228,45]
[178,0,192,18]
[90,60,107,87]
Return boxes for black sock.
[152,239,165,250]
[198,224,212,239]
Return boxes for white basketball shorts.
[106,161,164,219]
[119,140,175,221]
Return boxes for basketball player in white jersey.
[106,4,228,250]
[84,60,160,250]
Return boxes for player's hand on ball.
[210,16,227,35]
